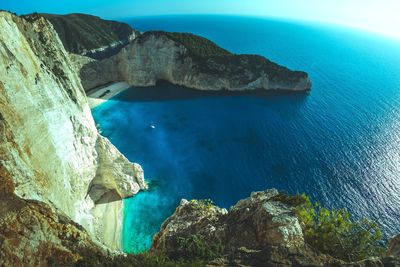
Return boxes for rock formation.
[0,191,106,266]
[1,10,399,266]
[36,13,311,93]
[153,189,304,254]
[0,11,146,260]
[152,189,400,266]
[76,31,311,92]
[33,13,138,60]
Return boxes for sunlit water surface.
[91,15,400,253]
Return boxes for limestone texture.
[152,189,400,267]
[0,11,146,256]
[0,11,399,266]
[36,13,138,60]
[78,31,311,92]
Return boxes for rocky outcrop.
[388,235,400,259]
[29,13,138,60]
[0,192,106,267]
[0,10,146,257]
[152,189,309,265]
[1,10,398,266]
[152,189,400,266]
[79,31,311,92]
[153,189,304,254]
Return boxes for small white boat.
[150,124,156,129]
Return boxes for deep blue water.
[92,15,400,253]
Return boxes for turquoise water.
[92,16,400,253]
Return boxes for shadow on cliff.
[87,184,121,205]
[110,80,310,103]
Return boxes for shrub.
[192,198,214,210]
[117,252,204,267]
[292,194,385,262]
[174,234,224,261]
[164,32,232,58]
[271,192,309,206]
[73,249,205,267]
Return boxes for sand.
[91,197,123,251]
[87,81,131,108]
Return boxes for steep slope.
[0,10,146,255]
[28,13,138,60]
[79,31,311,92]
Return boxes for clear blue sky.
[1,0,399,39]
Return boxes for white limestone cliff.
[0,11,146,250]
[78,32,311,92]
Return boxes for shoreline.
[87,81,131,108]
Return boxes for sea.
[91,15,400,253]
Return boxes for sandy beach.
[87,81,131,108]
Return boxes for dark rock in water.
[24,13,139,60]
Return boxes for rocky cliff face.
[0,191,106,266]
[152,189,400,267]
[79,31,311,92]
[0,11,146,257]
[32,13,138,60]
[1,11,398,266]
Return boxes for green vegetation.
[24,13,136,59]
[270,192,311,206]
[50,248,205,267]
[273,193,385,262]
[141,31,232,58]
[101,252,204,267]
[191,198,214,213]
[139,31,308,84]
[163,32,232,58]
[50,193,385,266]
[174,234,224,261]
[60,236,221,266]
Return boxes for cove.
[92,15,400,253]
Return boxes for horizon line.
[6,10,400,42]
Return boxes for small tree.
[292,194,385,262]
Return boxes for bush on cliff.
[68,248,204,267]
[174,234,224,261]
[164,32,232,58]
[274,193,385,261]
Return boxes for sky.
[1,0,399,39]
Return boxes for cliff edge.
[32,13,138,60]
[2,11,398,266]
[79,31,311,92]
[0,11,146,263]
[152,189,400,266]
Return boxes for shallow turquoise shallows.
[91,15,400,253]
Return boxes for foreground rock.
[78,31,312,92]
[0,190,105,266]
[0,10,146,257]
[152,189,400,266]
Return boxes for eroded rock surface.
[152,189,306,264]
[33,13,138,60]
[0,11,146,255]
[0,193,106,267]
[152,189,400,267]
[79,31,311,92]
